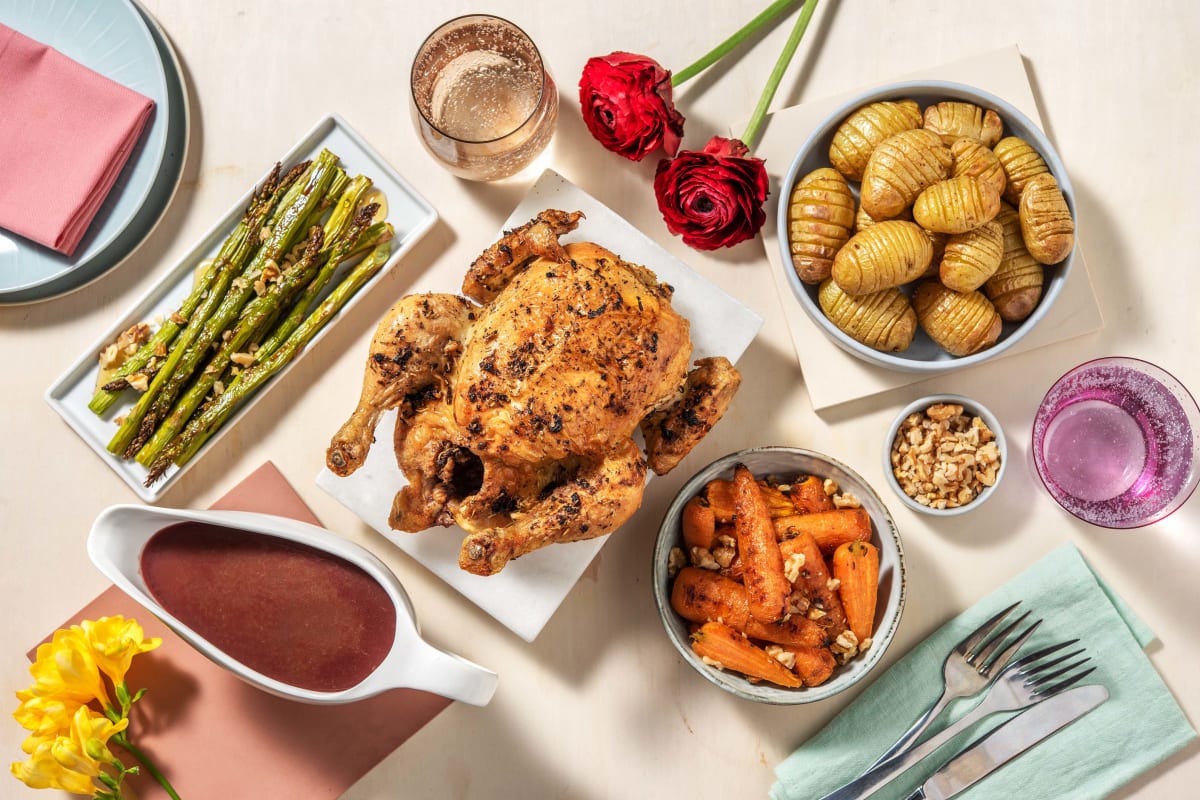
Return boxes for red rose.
[578,52,685,161]
[653,136,769,250]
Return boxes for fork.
[817,638,1096,800]
[867,601,1039,769]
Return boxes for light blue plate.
[0,0,170,300]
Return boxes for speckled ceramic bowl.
[776,80,1075,374]
[882,394,1008,517]
[652,447,905,704]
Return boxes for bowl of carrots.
[652,446,906,704]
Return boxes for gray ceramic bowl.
[652,447,905,704]
[776,80,1075,374]
[882,394,1008,516]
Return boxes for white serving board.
[316,169,764,642]
[46,114,438,502]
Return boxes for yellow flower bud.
[78,616,162,688]
[27,629,110,707]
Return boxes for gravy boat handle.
[402,639,499,707]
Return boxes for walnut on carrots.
[669,469,883,688]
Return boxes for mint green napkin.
[771,544,1196,800]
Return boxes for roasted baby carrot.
[681,495,717,551]
[774,507,871,554]
[670,567,827,647]
[775,643,837,687]
[691,621,803,688]
[733,464,791,623]
[780,531,849,635]
[787,475,834,514]
[704,477,796,523]
[832,541,880,642]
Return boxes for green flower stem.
[113,732,182,800]
[671,0,798,87]
[740,0,819,149]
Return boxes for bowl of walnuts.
[883,394,1008,516]
[776,80,1076,373]
[652,447,905,704]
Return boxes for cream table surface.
[2,1,1197,798]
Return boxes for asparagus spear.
[258,195,379,358]
[133,226,327,465]
[109,150,341,457]
[87,162,301,415]
[133,194,383,466]
[145,240,394,484]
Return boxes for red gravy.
[140,521,397,693]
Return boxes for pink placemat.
[31,462,450,799]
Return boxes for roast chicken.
[327,210,741,575]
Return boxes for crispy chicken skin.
[326,210,741,575]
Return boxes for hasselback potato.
[831,220,934,295]
[787,168,856,284]
[828,99,922,181]
[860,129,953,220]
[913,281,1002,356]
[818,279,916,352]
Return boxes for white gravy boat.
[87,504,498,707]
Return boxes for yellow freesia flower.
[10,708,124,796]
[11,738,98,796]
[12,693,83,753]
[78,616,162,688]
[27,629,110,708]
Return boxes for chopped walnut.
[765,645,796,670]
[170,311,188,325]
[822,478,839,496]
[98,323,151,369]
[699,655,725,671]
[826,577,841,592]
[259,226,272,243]
[890,403,1001,510]
[783,552,806,583]
[127,373,150,393]
[689,546,720,571]
[831,629,861,662]
[832,492,861,509]
[230,352,256,367]
[667,546,686,578]
[213,380,225,397]
[712,535,737,569]
[788,592,811,615]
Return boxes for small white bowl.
[652,446,905,704]
[882,394,1008,516]
[87,504,497,706]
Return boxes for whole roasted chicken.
[327,210,740,575]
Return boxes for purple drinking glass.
[1032,356,1200,528]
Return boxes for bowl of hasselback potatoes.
[777,80,1076,373]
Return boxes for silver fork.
[867,602,1039,768]
[818,638,1096,800]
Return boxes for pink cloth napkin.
[0,22,155,256]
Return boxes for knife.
[902,684,1110,800]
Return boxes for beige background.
[2,1,1197,798]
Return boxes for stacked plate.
[0,0,189,305]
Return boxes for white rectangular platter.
[46,114,438,502]
[316,169,764,642]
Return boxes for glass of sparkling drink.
[410,14,558,182]
[1032,357,1200,528]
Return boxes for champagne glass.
[410,14,558,182]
